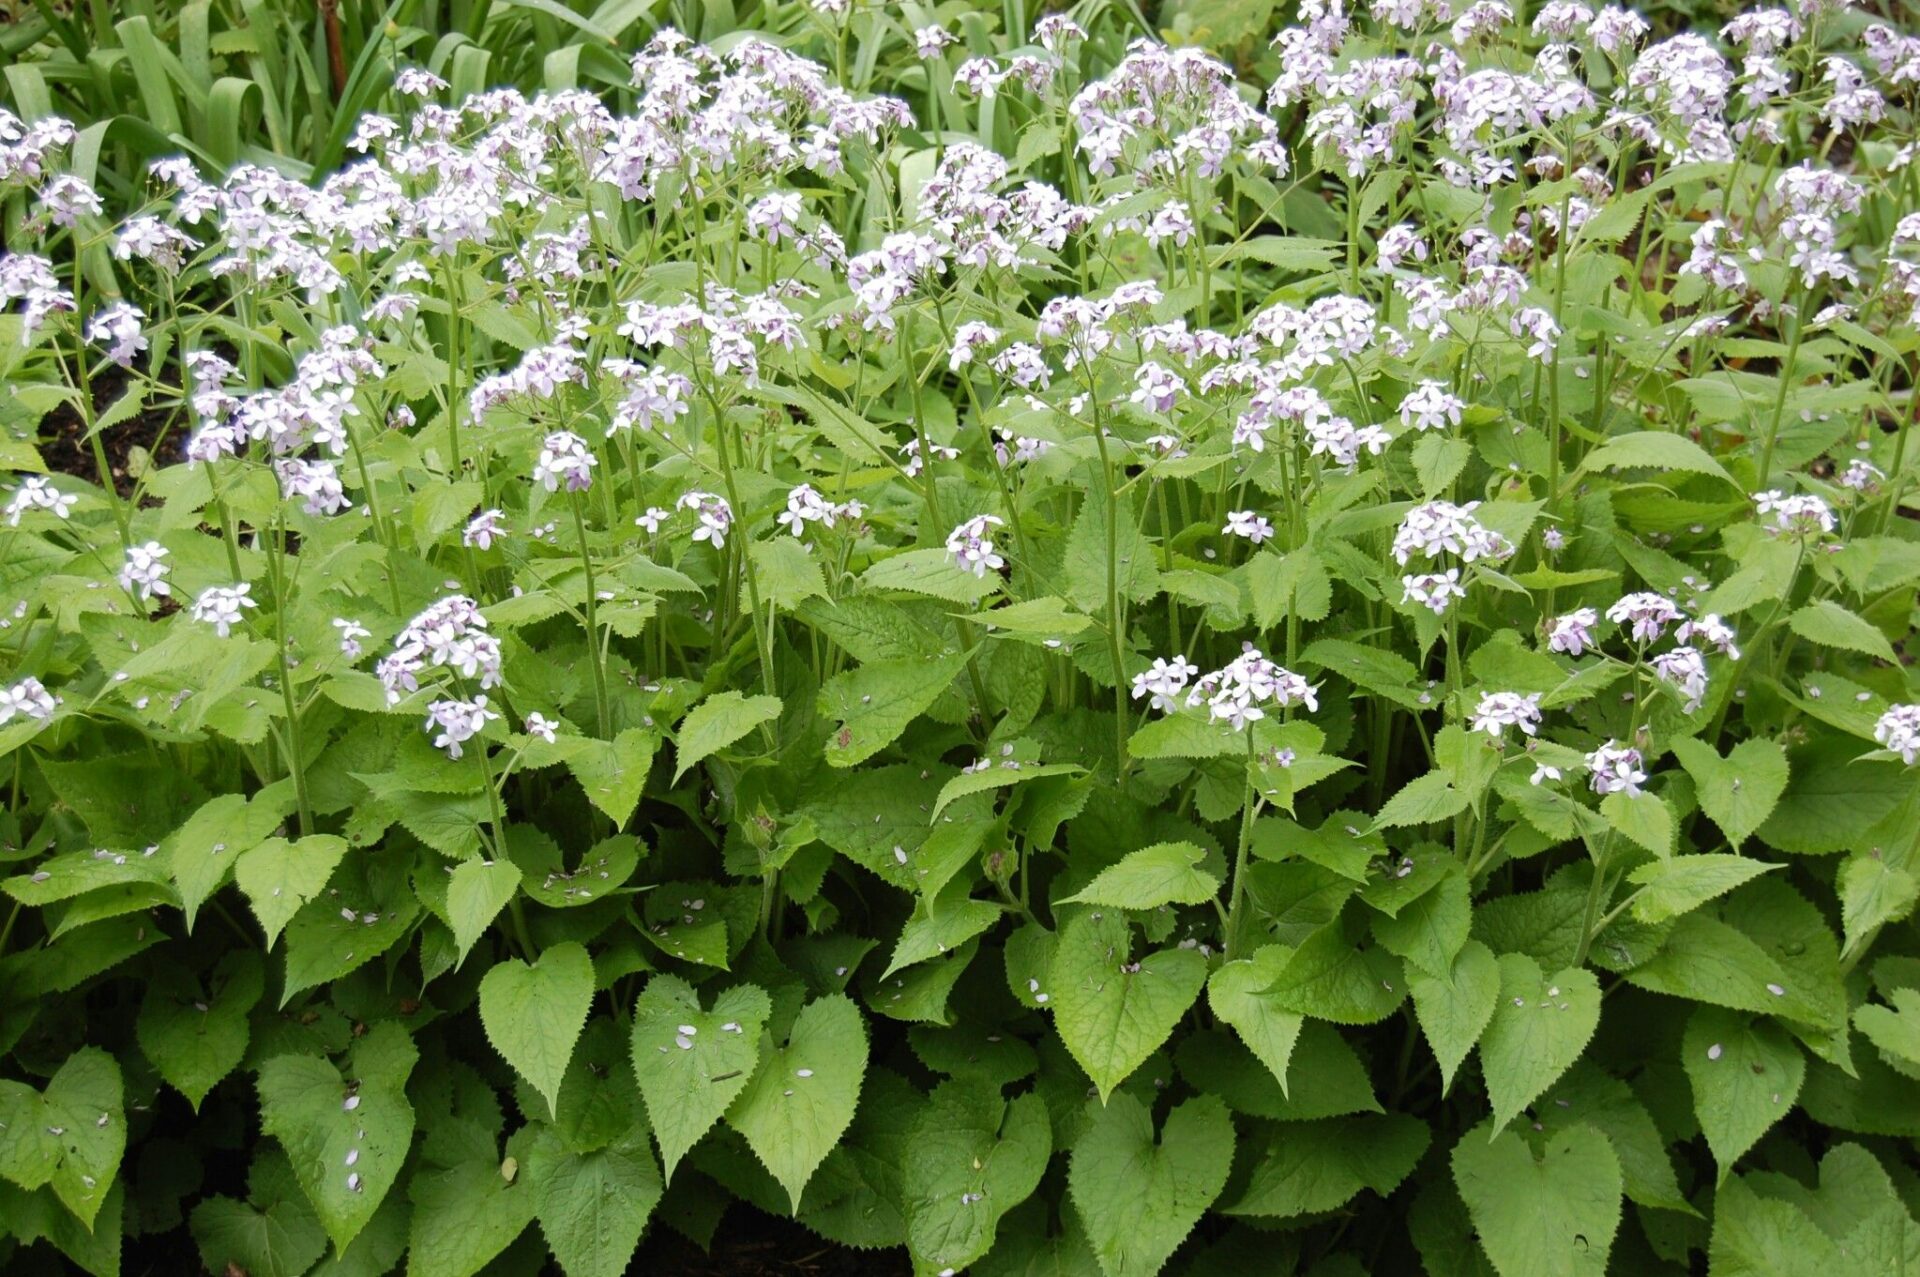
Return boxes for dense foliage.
[4,0,1920,1274]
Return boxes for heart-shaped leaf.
[725,993,867,1210]
[630,976,771,1179]
[903,1079,1052,1274]
[1050,912,1207,1101]
[1479,954,1600,1134]
[0,1046,126,1229]
[1453,1122,1623,1277]
[1682,1006,1805,1181]
[479,941,594,1118]
[1069,1092,1235,1277]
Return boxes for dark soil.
[639,1210,910,1276]
[39,368,175,499]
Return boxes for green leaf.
[0,1047,125,1229]
[1207,945,1304,1095]
[1408,939,1501,1094]
[137,950,264,1109]
[1478,955,1601,1134]
[930,761,1083,821]
[257,1022,417,1254]
[280,850,420,1003]
[1683,1006,1804,1180]
[1535,1064,1690,1214]
[167,790,292,932]
[819,654,966,768]
[1411,434,1472,498]
[884,897,1003,978]
[189,1150,328,1277]
[1246,548,1331,630]
[1049,912,1207,1101]
[1209,233,1339,271]
[903,1080,1052,1274]
[1063,481,1159,613]
[1261,923,1406,1025]
[565,728,658,826]
[1581,430,1736,486]
[1628,855,1782,925]
[725,994,867,1210]
[1709,1174,1840,1277]
[674,692,781,782]
[406,1137,536,1277]
[479,942,594,1119]
[1452,1123,1623,1277]
[1127,712,1242,760]
[1668,737,1788,850]
[1839,855,1918,958]
[1060,842,1221,910]
[630,977,771,1181]
[863,548,1001,603]
[1374,770,1468,830]
[747,537,827,610]
[1855,989,1920,1068]
[1623,914,1825,1026]
[1068,1093,1234,1277]
[1599,791,1672,858]
[1225,1113,1428,1218]
[446,857,522,965]
[525,1126,660,1277]
[1787,600,1898,664]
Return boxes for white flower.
[1529,762,1563,786]
[86,302,147,368]
[524,712,559,743]
[1131,656,1199,713]
[191,584,257,638]
[946,514,1006,578]
[1675,613,1740,660]
[1586,740,1647,797]
[1223,510,1274,544]
[424,695,498,759]
[635,506,671,534]
[334,618,371,659]
[1651,646,1710,713]
[276,458,350,516]
[533,430,597,493]
[1872,704,1920,765]
[1546,608,1599,657]
[117,541,171,602]
[1392,500,1512,566]
[1469,691,1543,738]
[1401,569,1466,615]
[1753,490,1836,538]
[1398,381,1464,431]
[678,491,733,548]
[1606,592,1685,645]
[464,509,506,550]
[5,476,77,526]
[1184,645,1318,730]
[0,676,57,725]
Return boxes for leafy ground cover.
[3,1,1920,1275]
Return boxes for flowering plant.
[2,0,1919,1273]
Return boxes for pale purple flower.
[678,491,734,549]
[1586,741,1647,796]
[1131,655,1199,713]
[533,430,597,493]
[4,476,76,526]
[1224,511,1274,544]
[1675,613,1740,660]
[0,676,57,726]
[190,584,257,638]
[464,509,506,550]
[1185,645,1318,730]
[334,618,371,659]
[1469,691,1543,738]
[1753,490,1836,538]
[424,694,498,759]
[118,541,171,602]
[1874,704,1920,765]
[87,301,148,367]
[1547,608,1599,657]
[1402,569,1466,615]
[1652,646,1710,713]
[1606,593,1684,645]
[946,514,1006,578]
[1399,381,1463,431]
[524,711,559,743]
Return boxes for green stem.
[568,492,613,740]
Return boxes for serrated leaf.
[1225,1113,1428,1217]
[188,1150,328,1277]
[406,1137,536,1277]
[1374,770,1468,830]
[1682,1006,1804,1180]
[1068,1092,1233,1277]
[930,761,1083,821]
[1669,736,1788,850]
[1839,855,1918,958]
[1207,945,1303,1095]
[280,850,420,1004]
[819,654,966,768]
[526,1125,660,1277]
[565,728,658,826]
[903,1080,1051,1274]
[1060,842,1221,910]
[168,790,292,931]
[884,897,1003,979]
[0,1047,125,1229]
[446,857,521,964]
[479,942,594,1119]
[1599,790,1671,857]
[137,950,264,1109]
[1479,955,1600,1134]
[863,547,1002,603]
[1452,1123,1622,1277]
[674,692,781,782]
[257,1022,417,1254]
[234,836,349,951]
[1709,1174,1840,1277]
[1049,912,1207,1102]
[1855,989,1920,1067]
[1581,430,1736,486]
[1261,923,1405,1025]
[725,994,867,1210]
[1628,855,1782,925]
[1787,601,1898,664]
[1408,939,1500,1094]
[630,977,771,1181]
